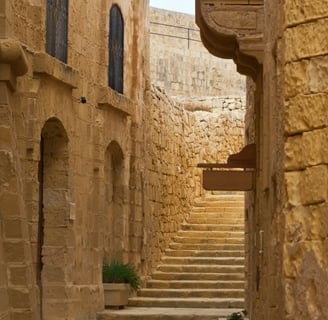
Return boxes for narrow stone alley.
[98,192,245,319]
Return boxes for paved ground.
[99,307,243,319]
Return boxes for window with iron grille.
[46,0,69,63]
[109,5,124,94]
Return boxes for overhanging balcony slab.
[196,0,264,79]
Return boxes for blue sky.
[149,0,195,15]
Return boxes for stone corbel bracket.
[0,39,28,90]
[196,0,264,80]
[97,86,136,117]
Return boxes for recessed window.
[46,0,69,63]
[109,5,124,94]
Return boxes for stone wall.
[0,0,150,319]
[0,1,246,319]
[149,7,246,98]
[283,1,328,319]
[141,86,246,271]
[205,1,328,320]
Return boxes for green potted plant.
[102,260,140,308]
[226,310,247,320]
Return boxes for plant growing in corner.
[226,310,247,320]
[102,260,140,308]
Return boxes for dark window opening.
[46,0,69,63]
[109,5,124,93]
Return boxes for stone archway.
[104,141,128,262]
[37,117,72,319]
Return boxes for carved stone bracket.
[97,86,135,116]
[0,39,29,90]
[196,0,264,80]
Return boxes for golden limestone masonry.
[1,0,328,320]
[0,1,245,319]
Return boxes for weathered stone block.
[8,288,31,308]
[285,0,328,26]
[3,241,26,263]
[285,93,328,134]
[8,266,28,286]
[308,55,328,93]
[10,310,35,320]
[0,287,10,314]
[285,19,328,62]
[285,60,309,98]
[302,129,328,166]
[284,135,304,170]
[307,203,328,240]
[285,171,302,206]
[42,265,66,283]
[285,206,308,244]
[300,165,328,205]
[3,219,23,238]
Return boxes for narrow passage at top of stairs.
[98,192,246,320]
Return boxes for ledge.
[32,52,79,88]
[97,86,135,116]
[0,39,29,90]
[196,0,264,80]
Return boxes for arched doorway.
[104,141,128,262]
[37,117,71,319]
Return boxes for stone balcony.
[196,0,264,80]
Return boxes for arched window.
[109,5,124,93]
[46,0,69,63]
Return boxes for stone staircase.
[98,192,245,320]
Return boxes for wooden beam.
[203,170,254,191]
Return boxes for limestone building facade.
[0,1,246,319]
[197,0,328,319]
[149,7,246,98]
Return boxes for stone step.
[181,223,244,231]
[191,207,244,213]
[157,264,244,274]
[172,236,244,245]
[169,242,244,251]
[97,307,244,320]
[151,272,245,281]
[198,193,244,200]
[190,211,244,218]
[193,201,244,208]
[165,248,244,257]
[128,297,244,309]
[196,196,244,201]
[138,288,244,299]
[161,256,244,265]
[177,230,244,239]
[188,217,244,224]
[121,194,246,318]
[146,279,244,289]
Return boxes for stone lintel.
[0,39,29,90]
[97,86,135,116]
[32,52,79,89]
[196,0,264,80]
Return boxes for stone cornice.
[32,52,79,89]
[0,39,28,90]
[196,0,264,80]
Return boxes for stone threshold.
[97,307,243,319]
